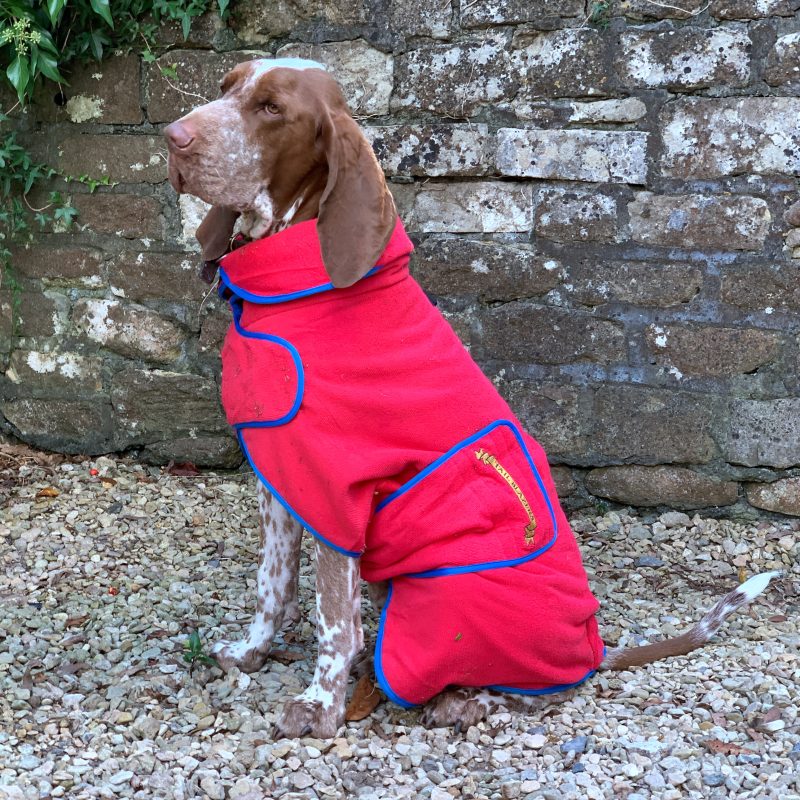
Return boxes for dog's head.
[164,58,396,288]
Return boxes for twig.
[641,0,710,15]
[161,73,210,104]
[22,194,54,213]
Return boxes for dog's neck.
[236,172,326,243]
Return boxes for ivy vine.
[0,0,229,332]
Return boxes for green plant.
[0,1,229,327]
[183,630,217,673]
[588,1,611,29]
[0,1,230,104]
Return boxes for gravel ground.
[1,450,798,800]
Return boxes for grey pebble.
[634,555,664,568]
[560,736,588,754]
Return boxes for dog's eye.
[264,102,280,115]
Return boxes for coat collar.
[218,216,413,305]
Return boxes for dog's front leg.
[275,542,363,738]
[213,484,302,673]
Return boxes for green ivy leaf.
[160,63,178,81]
[89,0,115,29]
[46,0,67,25]
[7,56,30,104]
[36,50,63,83]
[218,0,230,16]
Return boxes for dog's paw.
[420,688,492,731]
[274,698,343,739]
[211,640,270,674]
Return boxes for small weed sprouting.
[183,630,217,673]
[588,1,612,29]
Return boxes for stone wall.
[4,0,800,516]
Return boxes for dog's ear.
[317,110,396,288]
[196,206,240,260]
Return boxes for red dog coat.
[218,218,605,706]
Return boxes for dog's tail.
[600,571,782,671]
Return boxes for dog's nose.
[164,120,195,149]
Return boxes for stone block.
[393,38,517,116]
[515,29,611,98]
[72,299,186,363]
[660,98,800,178]
[142,435,242,469]
[147,50,244,124]
[36,134,166,184]
[728,398,800,467]
[154,10,228,47]
[390,0,452,37]
[17,292,70,339]
[720,264,800,311]
[34,55,142,124]
[277,41,393,116]
[536,187,621,243]
[478,304,626,365]
[592,385,718,463]
[568,261,702,307]
[613,0,704,18]
[110,368,227,444]
[389,182,417,223]
[551,466,577,498]
[496,380,588,458]
[232,0,370,40]
[178,195,211,252]
[199,305,231,355]
[5,350,103,393]
[568,98,647,123]
[497,129,647,184]
[746,478,800,516]
[1,398,114,454]
[409,182,533,234]
[109,252,207,305]
[11,246,104,286]
[765,32,800,88]
[709,0,798,18]
[628,193,770,250]
[364,125,492,177]
[586,465,738,509]
[462,0,583,27]
[616,26,750,90]
[645,324,781,377]
[411,239,560,302]
[72,194,163,240]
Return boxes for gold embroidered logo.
[475,448,537,546]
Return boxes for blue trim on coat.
[373,581,416,709]
[229,299,305,427]
[373,576,599,708]
[374,419,558,579]
[219,265,381,305]
[227,293,359,558]
[488,667,598,696]
[237,430,362,558]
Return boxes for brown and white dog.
[163,58,781,738]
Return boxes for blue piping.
[227,292,359,558]
[374,576,599,708]
[373,581,416,708]
[375,419,558,579]
[219,265,382,305]
[237,430,362,558]
[230,300,304,427]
